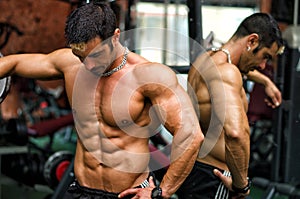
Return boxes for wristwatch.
[232,178,252,194]
[151,186,163,199]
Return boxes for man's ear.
[248,33,259,48]
[111,28,121,46]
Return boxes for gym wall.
[0,0,75,54]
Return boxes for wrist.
[263,77,272,88]
[151,186,163,199]
[232,177,252,194]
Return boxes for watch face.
[152,187,162,198]
[152,189,159,196]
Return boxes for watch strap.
[232,178,252,194]
[151,186,163,199]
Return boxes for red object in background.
[29,113,74,137]
[55,160,71,181]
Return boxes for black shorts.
[64,172,155,199]
[64,182,120,199]
[176,161,230,199]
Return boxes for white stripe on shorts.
[215,170,231,199]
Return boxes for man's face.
[71,37,116,76]
[239,42,279,74]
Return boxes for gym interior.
[0,0,299,198]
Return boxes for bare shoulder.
[133,61,178,85]
[51,48,73,55]
[48,48,81,69]
[50,48,78,62]
[218,63,243,87]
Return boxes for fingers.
[118,176,155,198]
[118,188,139,198]
[264,98,276,108]
[213,169,223,178]
[275,91,282,105]
[264,97,279,108]
[149,176,156,187]
[213,169,233,190]
[213,169,229,183]
[271,95,280,107]
[264,84,282,108]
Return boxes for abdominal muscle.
[197,131,228,171]
[196,104,228,171]
[74,128,150,193]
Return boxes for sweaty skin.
[189,50,250,188]
[0,33,203,198]
[247,69,282,108]
[188,35,281,192]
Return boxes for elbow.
[227,129,240,139]
[198,129,205,145]
[192,127,205,153]
[226,128,250,140]
[192,123,205,145]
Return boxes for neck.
[101,46,128,77]
[222,39,247,66]
[211,47,232,64]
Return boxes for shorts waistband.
[195,161,225,173]
[70,172,155,194]
[135,171,155,188]
[69,181,119,197]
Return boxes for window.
[134,2,190,66]
[202,5,257,46]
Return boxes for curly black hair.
[231,13,284,54]
[65,1,117,45]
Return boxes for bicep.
[14,50,71,79]
[15,54,55,77]
[151,82,198,137]
[137,63,198,134]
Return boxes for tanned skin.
[188,33,281,198]
[0,29,203,198]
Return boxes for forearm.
[0,54,43,78]
[160,128,203,198]
[246,70,270,86]
[0,53,63,79]
[0,55,19,78]
[247,70,282,106]
[225,131,250,188]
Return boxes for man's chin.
[240,69,249,75]
[242,68,257,74]
[90,67,107,76]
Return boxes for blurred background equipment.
[0,0,300,199]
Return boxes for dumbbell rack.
[0,145,56,198]
[0,145,27,199]
[271,2,300,186]
[252,177,300,198]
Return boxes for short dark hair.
[232,13,284,53]
[65,2,117,45]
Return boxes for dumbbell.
[1,152,47,187]
[0,71,27,145]
[0,76,11,103]
[43,150,74,189]
[0,52,11,103]
[0,118,28,145]
[0,54,28,146]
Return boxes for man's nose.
[259,61,267,70]
[83,59,95,70]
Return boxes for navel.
[121,120,129,125]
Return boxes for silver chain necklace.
[211,47,232,64]
[101,47,129,77]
